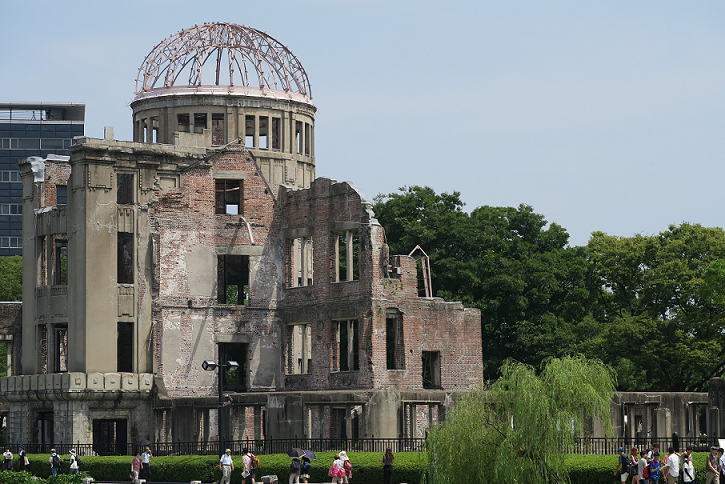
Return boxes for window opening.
[217,255,249,304]
[272,117,280,150]
[56,185,67,206]
[117,233,134,284]
[295,121,302,154]
[288,323,311,374]
[37,412,54,450]
[290,237,313,287]
[305,123,310,155]
[337,320,359,371]
[92,419,127,456]
[333,409,347,439]
[151,116,159,143]
[194,113,207,134]
[117,322,133,373]
[212,113,225,145]
[245,115,255,148]
[422,351,441,389]
[54,324,68,373]
[177,114,190,133]
[39,325,48,374]
[215,179,242,215]
[386,309,405,370]
[335,230,359,282]
[117,173,134,205]
[54,240,67,285]
[219,342,248,392]
[259,116,269,149]
[38,236,47,286]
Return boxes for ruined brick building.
[0,23,483,449]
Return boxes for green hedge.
[0,451,714,483]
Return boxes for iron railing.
[6,437,425,457]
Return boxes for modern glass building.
[0,103,85,256]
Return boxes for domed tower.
[131,22,316,188]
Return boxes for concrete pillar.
[253,115,259,149]
[300,122,306,156]
[708,407,720,441]
[5,342,11,376]
[254,405,262,440]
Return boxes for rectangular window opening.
[117,232,134,284]
[217,255,249,305]
[194,113,207,134]
[386,309,405,370]
[295,121,303,154]
[335,230,359,282]
[288,323,312,374]
[259,116,269,150]
[337,320,359,372]
[422,351,441,389]
[151,116,159,143]
[271,117,280,150]
[289,237,313,287]
[56,185,67,206]
[92,419,128,456]
[304,123,310,155]
[177,114,190,133]
[212,113,225,145]
[245,115,255,148]
[219,342,248,392]
[54,240,67,285]
[117,322,133,373]
[215,179,242,215]
[54,324,68,373]
[117,173,134,205]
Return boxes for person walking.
[637,450,647,484]
[382,448,394,484]
[69,450,79,474]
[288,457,301,484]
[338,451,351,483]
[131,452,142,481]
[682,453,696,484]
[49,448,62,476]
[331,454,345,484]
[242,448,256,484]
[629,447,640,484]
[300,456,311,484]
[662,447,680,484]
[706,446,719,484]
[17,445,27,473]
[719,448,725,483]
[3,448,12,471]
[649,452,661,484]
[220,449,234,484]
[141,446,153,481]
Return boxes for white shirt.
[683,460,695,482]
[220,454,233,466]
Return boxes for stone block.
[37,374,46,390]
[87,373,104,390]
[0,377,7,392]
[6,376,16,392]
[44,374,54,390]
[139,373,153,390]
[53,374,62,390]
[121,373,138,391]
[104,373,121,390]
[22,375,30,391]
[62,372,86,391]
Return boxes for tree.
[373,187,592,379]
[424,355,615,484]
[583,224,725,391]
[0,256,22,301]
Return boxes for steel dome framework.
[135,23,312,98]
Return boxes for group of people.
[1,445,26,472]
[615,442,725,484]
[218,448,259,484]
[130,446,153,481]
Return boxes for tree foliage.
[582,224,725,391]
[424,356,616,484]
[0,256,22,301]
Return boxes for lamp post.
[202,359,239,454]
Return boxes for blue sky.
[3,1,724,246]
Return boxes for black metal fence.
[6,437,426,457]
[8,436,718,457]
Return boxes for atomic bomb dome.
[131,22,316,188]
[134,22,312,102]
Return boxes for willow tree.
[424,355,616,484]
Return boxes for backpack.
[250,454,259,470]
[642,463,649,479]
[290,459,301,472]
[74,456,82,467]
[344,460,352,471]
[52,454,62,469]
